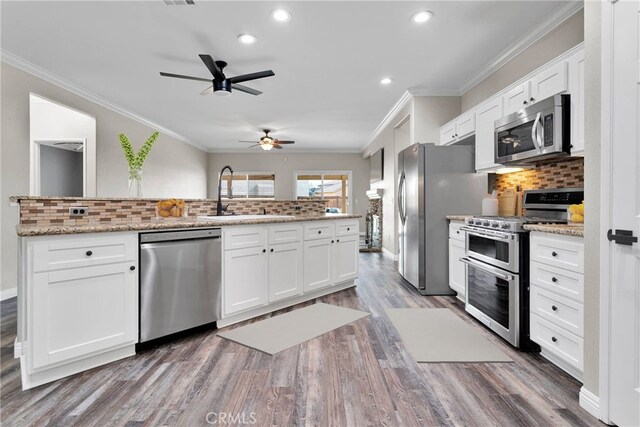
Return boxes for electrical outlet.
[69,206,89,217]
[294,205,302,211]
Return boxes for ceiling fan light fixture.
[271,9,292,22]
[237,33,258,44]
[261,143,274,151]
[213,89,231,97]
[411,10,433,23]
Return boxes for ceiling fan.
[240,129,295,151]
[159,54,274,96]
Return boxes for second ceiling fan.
[240,129,295,151]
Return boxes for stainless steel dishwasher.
[139,228,222,343]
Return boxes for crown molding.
[207,147,363,155]
[408,87,461,97]
[458,1,584,95]
[360,90,412,154]
[0,50,208,152]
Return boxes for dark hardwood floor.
[0,253,601,426]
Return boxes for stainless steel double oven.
[460,220,537,351]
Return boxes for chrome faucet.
[216,165,234,216]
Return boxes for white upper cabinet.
[439,111,476,145]
[474,96,503,172]
[503,82,532,116]
[530,61,568,103]
[567,50,585,155]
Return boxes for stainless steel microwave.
[494,94,571,165]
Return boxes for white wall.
[1,62,209,294]
[207,152,369,229]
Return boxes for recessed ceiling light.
[380,77,393,85]
[271,9,292,22]
[237,34,258,44]
[411,11,433,23]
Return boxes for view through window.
[296,172,350,213]
[220,173,275,198]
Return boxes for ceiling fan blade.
[239,141,259,143]
[228,70,275,84]
[199,54,225,80]
[160,72,211,83]
[248,144,261,148]
[275,140,295,144]
[200,86,214,95]
[272,144,283,149]
[231,83,262,96]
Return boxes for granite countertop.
[523,223,584,237]
[446,215,473,221]
[16,214,362,237]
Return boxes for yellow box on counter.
[155,199,188,219]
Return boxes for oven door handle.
[460,257,514,281]
[460,226,511,240]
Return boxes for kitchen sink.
[196,214,295,221]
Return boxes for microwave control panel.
[543,113,554,146]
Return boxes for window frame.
[293,170,353,214]
[219,171,276,199]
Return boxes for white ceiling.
[1,1,578,153]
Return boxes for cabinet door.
[455,111,476,140]
[333,234,359,283]
[224,246,268,315]
[268,242,303,302]
[503,82,531,115]
[439,121,457,145]
[31,262,138,369]
[568,51,585,155]
[475,97,503,171]
[530,61,568,103]
[448,239,466,300]
[303,238,333,292]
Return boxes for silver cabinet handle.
[460,257,513,281]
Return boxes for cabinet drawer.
[449,221,465,242]
[530,261,583,301]
[530,233,584,273]
[268,224,302,245]
[32,233,137,273]
[531,285,583,337]
[224,227,267,250]
[530,314,583,371]
[335,221,359,237]
[304,222,335,241]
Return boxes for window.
[220,172,275,198]
[295,172,351,213]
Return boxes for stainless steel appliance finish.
[461,225,520,272]
[397,143,486,295]
[140,228,222,343]
[494,94,571,165]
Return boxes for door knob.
[130,266,136,271]
[530,97,535,102]
[551,277,558,283]
[86,250,93,256]
[262,249,266,253]
[523,100,528,105]
[270,248,274,253]
[551,251,558,257]
[551,337,557,343]
[551,305,558,311]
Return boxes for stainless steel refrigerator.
[397,143,486,295]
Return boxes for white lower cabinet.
[21,232,138,390]
[268,241,303,302]
[448,221,466,301]
[333,234,359,283]
[529,232,584,380]
[303,238,334,291]
[223,246,269,315]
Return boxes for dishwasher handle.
[140,228,221,243]
[140,235,220,250]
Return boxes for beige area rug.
[385,308,512,363]
[217,303,370,355]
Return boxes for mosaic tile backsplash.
[15,198,327,227]
[494,157,584,192]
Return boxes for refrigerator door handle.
[398,172,406,225]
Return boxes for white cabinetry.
[447,221,466,301]
[502,61,568,115]
[303,237,334,291]
[474,97,503,172]
[529,232,584,380]
[439,111,476,145]
[502,82,532,116]
[224,246,268,314]
[21,232,138,389]
[567,50,585,155]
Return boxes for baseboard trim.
[1,287,17,301]
[382,247,398,261]
[579,387,600,420]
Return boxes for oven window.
[496,120,537,158]
[468,234,511,264]
[467,265,511,329]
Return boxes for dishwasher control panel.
[140,228,221,243]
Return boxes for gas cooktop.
[465,216,566,233]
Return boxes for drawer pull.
[262,249,266,253]
[86,250,93,256]
[551,277,558,283]
[331,240,335,244]
[347,227,350,231]
[130,265,136,271]
[318,230,322,234]
[270,248,274,253]
[552,305,558,311]
[551,336,558,343]
[552,251,558,257]
[337,239,340,243]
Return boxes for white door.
[223,246,268,315]
[602,1,640,425]
[333,234,359,283]
[475,97,503,171]
[31,262,137,369]
[268,242,303,302]
[303,238,333,291]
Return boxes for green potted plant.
[118,131,159,197]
